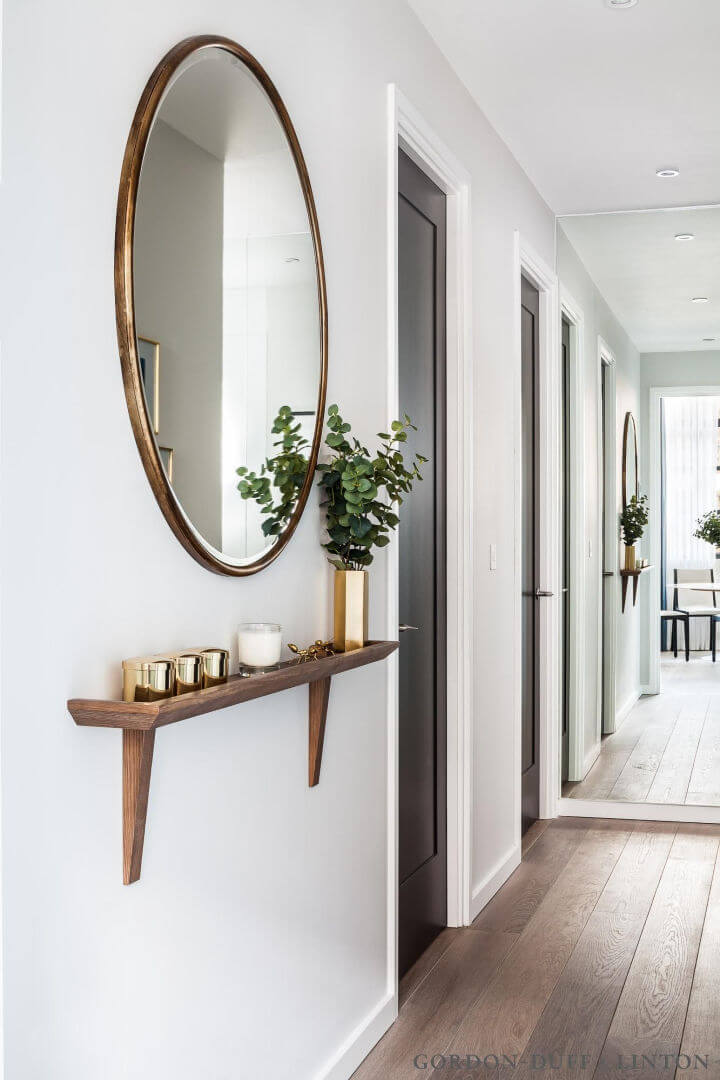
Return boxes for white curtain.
[664,395,720,650]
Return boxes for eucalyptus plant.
[236,405,310,539]
[317,405,427,571]
[694,509,720,549]
[620,493,648,547]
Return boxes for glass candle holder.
[237,623,282,675]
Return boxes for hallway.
[353,818,720,1079]
[564,657,720,805]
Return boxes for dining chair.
[661,610,690,661]
[673,567,720,662]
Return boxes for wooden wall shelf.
[68,640,398,884]
[620,566,653,613]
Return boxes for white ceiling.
[407,0,720,214]
[560,207,720,352]
[158,50,286,163]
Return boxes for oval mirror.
[622,411,639,507]
[116,36,327,574]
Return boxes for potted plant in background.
[317,405,426,651]
[620,493,648,570]
[694,509,720,553]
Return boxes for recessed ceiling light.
[656,168,680,178]
[675,233,695,241]
[691,297,710,304]
[605,0,638,7]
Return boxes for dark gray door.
[398,149,447,978]
[601,364,607,726]
[521,276,540,832]
[561,318,571,782]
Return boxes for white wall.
[557,228,641,770]
[135,119,224,550]
[639,351,720,686]
[0,2,554,1078]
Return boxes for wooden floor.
[564,655,720,806]
[352,817,720,1079]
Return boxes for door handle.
[603,571,614,578]
[399,623,419,633]
[535,588,554,598]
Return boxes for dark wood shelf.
[69,640,398,884]
[620,565,654,612]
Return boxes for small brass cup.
[175,653,204,695]
[200,648,229,688]
[122,657,175,703]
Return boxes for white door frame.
[514,235,561,821]
[386,85,474,1007]
[647,384,720,695]
[559,288,587,782]
[598,339,618,737]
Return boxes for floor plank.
[594,826,719,1080]
[567,656,720,806]
[522,818,551,856]
[676,840,720,1077]
[502,824,677,1080]
[398,927,461,1007]
[353,819,720,1080]
[608,712,679,801]
[474,819,591,935]
[445,822,632,1060]
[351,927,517,1080]
[567,748,636,800]
[687,704,720,805]
[646,701,707,804]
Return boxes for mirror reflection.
[133,47,322,564]
[622,412,638,508]
[557,206,720,809]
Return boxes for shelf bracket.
[308,676,331,787]
[123,729,155,884]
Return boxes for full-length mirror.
[116,37,327,574]
[557,205,720,812]
[622,412,638,508]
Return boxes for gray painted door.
[398,149,447,978]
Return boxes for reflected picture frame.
[137,336,160,435]
[158,445,174,483]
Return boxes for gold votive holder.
[175,652,204,695]
[122,656,175,703]
[200,648,229,688]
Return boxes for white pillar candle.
[237,623,283,670]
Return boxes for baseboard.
[316,991,397,1080]
[582,742,601,777]
[470,843,521,922]
[640,684,659,696]
[557,797,720,824]
[614,687,642,732]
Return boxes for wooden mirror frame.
[115,35,328,575]
[622,411,639,508]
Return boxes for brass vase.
[624,545,636,572]
[333,570,368,652]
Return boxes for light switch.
[490,543,497,570]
